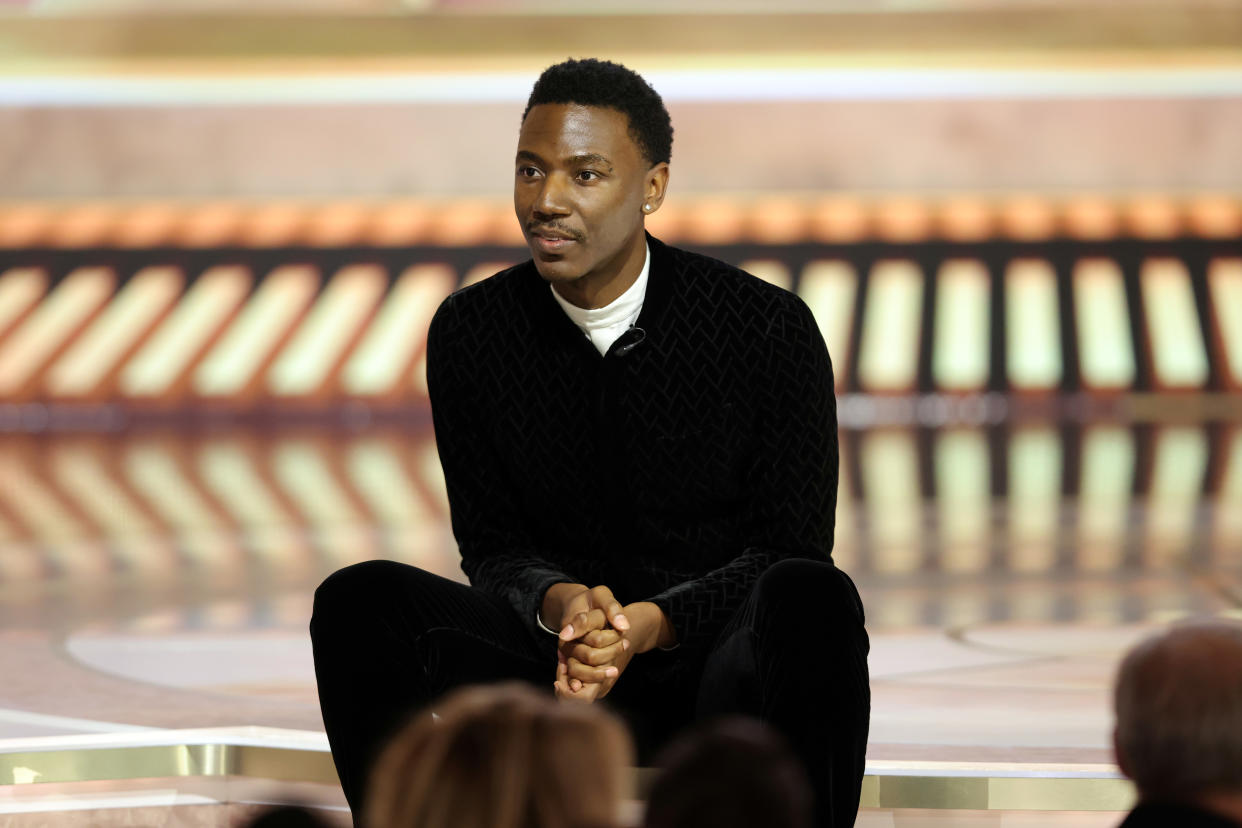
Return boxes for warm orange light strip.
[0,195,1238,249]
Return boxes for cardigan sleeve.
[426,294,578,640]
[644,294,839,655]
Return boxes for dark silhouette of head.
[1114,620,1242,821]
[643,717,813,828]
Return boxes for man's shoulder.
[656,238,817,332]
[430,260,536,332]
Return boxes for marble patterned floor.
[0,427,1238,825]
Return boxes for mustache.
[526,223,584,243]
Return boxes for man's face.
[515,104,659,295]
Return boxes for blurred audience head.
[1114,620,1242,811]
[643,717,812,828]
[243,804,334,828]
[364,682,632,828]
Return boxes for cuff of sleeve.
[514,571,578,644]
[643,593,682,651]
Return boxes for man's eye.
[517,166,541,178]
[577,170,601,182]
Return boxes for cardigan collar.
[523,231,676,354]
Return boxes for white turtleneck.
[550,243,650,356]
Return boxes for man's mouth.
[527,225,582,253]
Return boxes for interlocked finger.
[581,628,621,649]
[566,656,619,684]
[562,608,608,641]
[569,636,626,668]
[588,585,630,632]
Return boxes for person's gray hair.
[1114,620,1242,800]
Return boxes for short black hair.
[643,718,812,828]
[522,58,673,167]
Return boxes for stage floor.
[0,426,1238,824]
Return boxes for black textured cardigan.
[426,234,839,656]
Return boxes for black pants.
[310,557,870,828]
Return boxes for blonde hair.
[364,683,632,828]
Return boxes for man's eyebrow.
[568,153,614,171]
[514,150,614,171]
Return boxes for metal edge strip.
[0,744,1137,811]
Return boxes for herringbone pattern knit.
[426,234,839,655]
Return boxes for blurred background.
[0,0,1240,824]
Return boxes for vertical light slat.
[0,443,108,577]
[121,266,252,398]
[858,260,923,392]
[1008,428,1061,573]
[416,438,451,519]
[273,441,358,525]
[1145,427,1207,566]
[1141,258,1208,389]
[0,511,17,545]
[0,267,115,397]
[272,440,377,567]
[941,587,989,629]
[198,440,309,572]
[194,265,317,397]
[123,441,244,569]
[46,267,183,398]
[831,437,856,571]
[268,265,386,397]
[934,429,990,573]
[347,438,435,528]
[1005,259,1062,391]
[343,264,455,397]
[798,260,857,390]
[0,513,42,581]
[861,430,922,574]
[1209,258,1242,386]
[933,259,990,391]
[49,442,175,575]
[1215,428,1242,565]
[1078,427,1134,572]
[393,436,460,573]
[0,268,47,342]
[1012,583,1058,625]
[1073,259,1135,390]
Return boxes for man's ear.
[643,163,670,215]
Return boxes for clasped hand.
[545,584,667,704]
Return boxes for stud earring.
[643,203,652,212]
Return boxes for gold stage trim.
[0,738,1136,812]
[0,743,339,788]
[859,769,1136,812]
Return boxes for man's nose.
[532,173,572,217]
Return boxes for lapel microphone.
[613,326,647,357]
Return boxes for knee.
[312,560,410,630]
[754,559,864,630]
